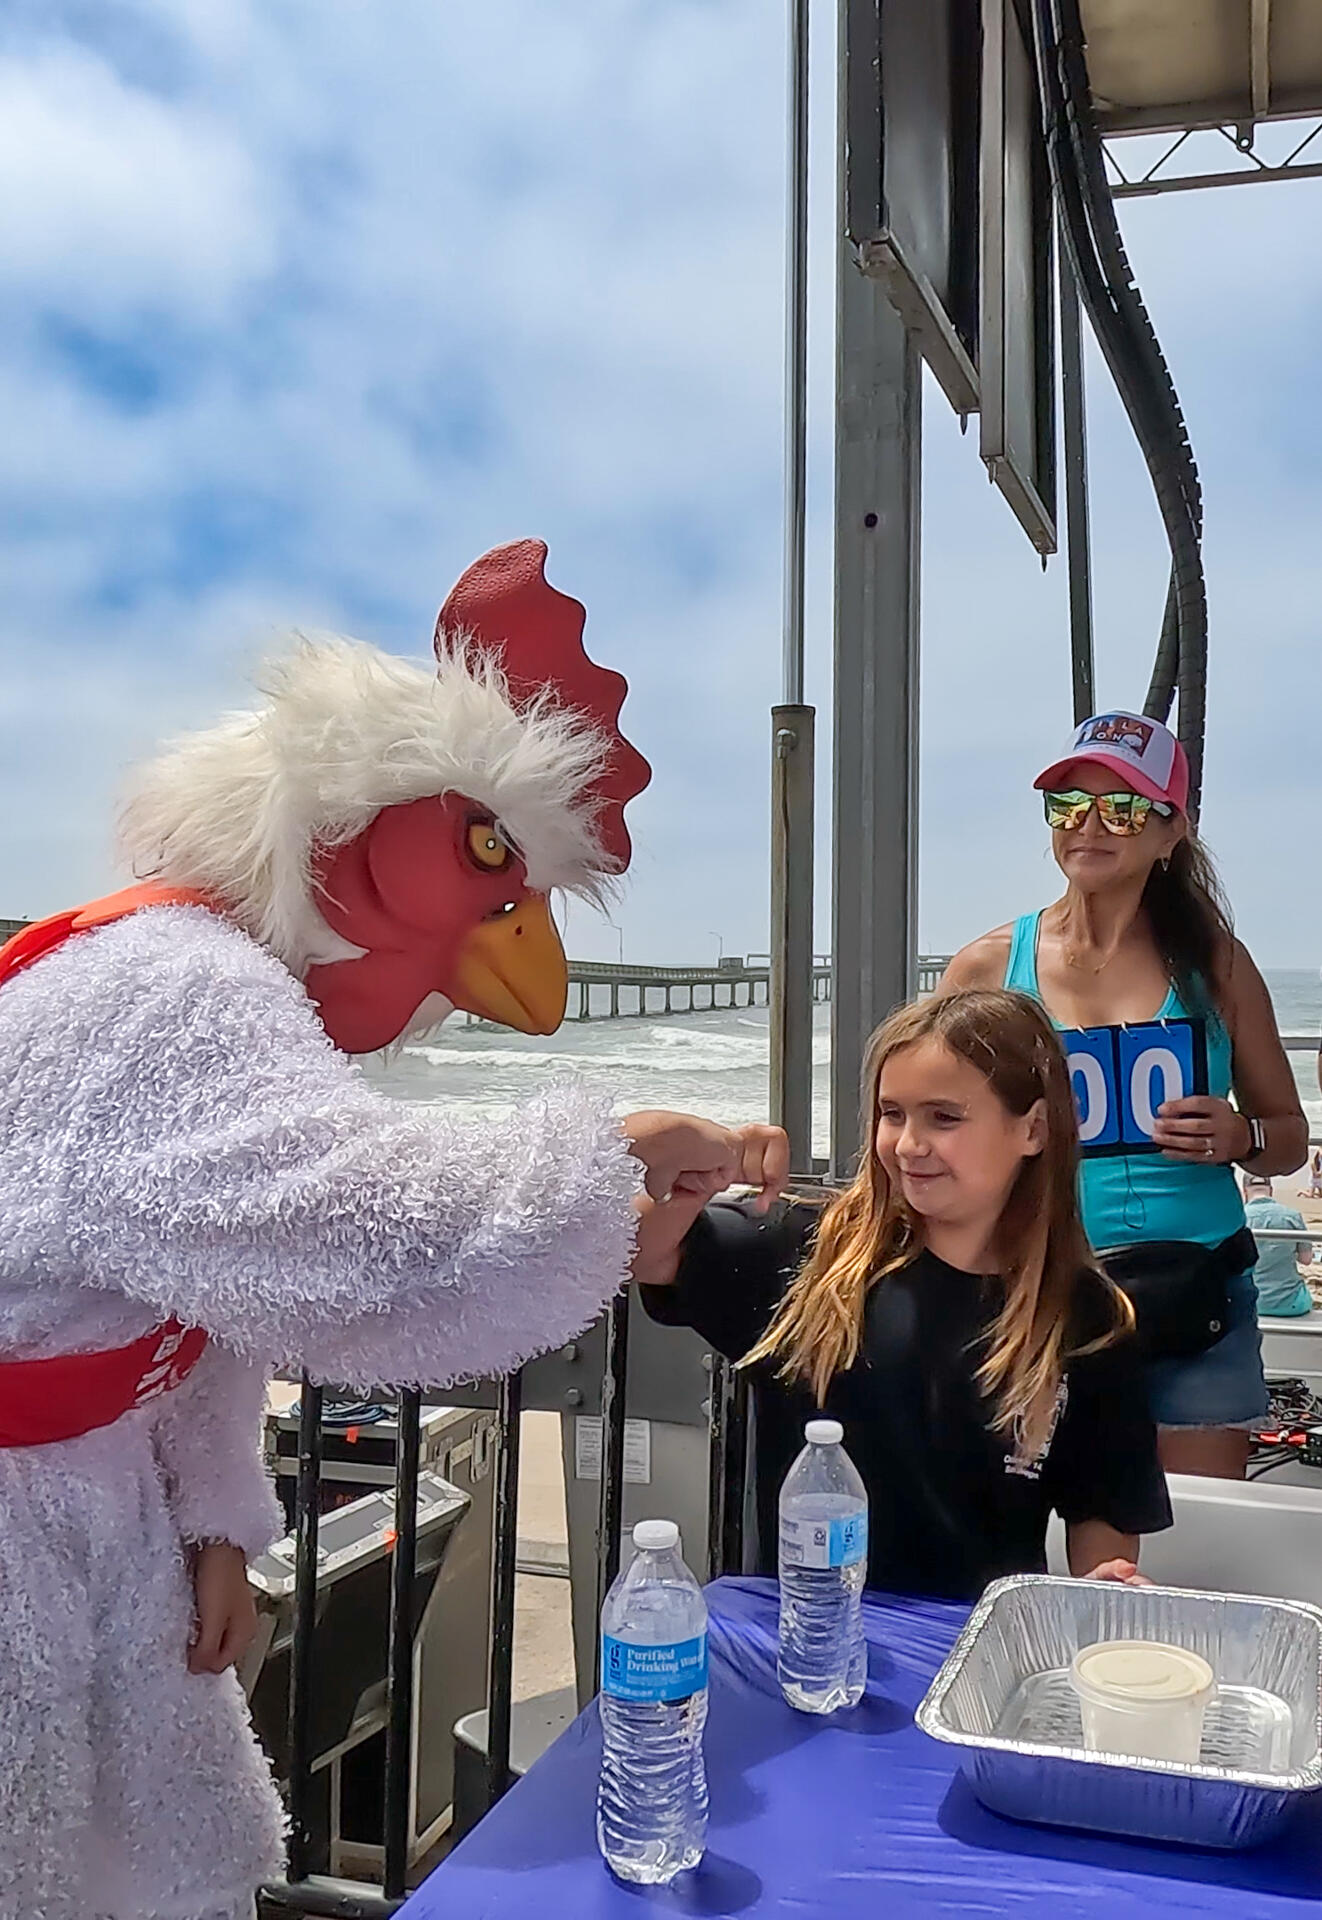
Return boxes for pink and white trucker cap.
[1034,711,1190,814]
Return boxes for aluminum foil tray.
[916,1575,1322,1850]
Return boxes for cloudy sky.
[1,2,1320,971]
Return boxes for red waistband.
[0,1319,209,1448]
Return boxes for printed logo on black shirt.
[1004,1379,1069,1480]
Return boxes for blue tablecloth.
[405,1577,1322,1918]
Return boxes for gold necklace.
[1063,943,1122,975]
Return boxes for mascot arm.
[31,910,641,1387]
[150,1342,285,1558]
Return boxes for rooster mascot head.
[107,539,651,1053]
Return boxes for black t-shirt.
[641,1198,1172,1602]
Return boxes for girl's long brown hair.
[742,989,1132,1456]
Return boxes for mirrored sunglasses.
[1042,789,1174,836]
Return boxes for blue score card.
[1060,1018,1208,1157]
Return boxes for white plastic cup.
[1068,1640,1215,1765]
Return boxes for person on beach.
[942,711,1307,1480]
[1243,1175,1315,1317]
[0,541,753,1920]
[633,990,1170,1602]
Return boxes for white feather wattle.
[116,634,618,976]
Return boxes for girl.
[634,990,1170,1602]
[944,711,1306,1478]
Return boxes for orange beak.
[449,895,568,1035]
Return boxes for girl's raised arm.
[631,1124,791,1289]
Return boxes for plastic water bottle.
[596,1519,709,1883]
[778,1418,868,1713]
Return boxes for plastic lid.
[1071,1640,1213,1706]
[805,1419,844,1445]
[632,1519,679,1553]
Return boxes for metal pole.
[382,1387,420,1899]
[593,1291,630,1685]
[782,0,811,707]
[706,1357,731,1584]
[1059,219,1095,725]
[830,208,922,1176]
[286,1377,324,1886]
[772,0,816,1177]
[769,705,816,1169]
[705,1356,749,1582]
[484,1368,523,1810]
[720,1371,750,1577]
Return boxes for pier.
[547,953,951,1024]
[563,957,815,1023]
[0,919,949,1022]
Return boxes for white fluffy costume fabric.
[0,905,640,1920]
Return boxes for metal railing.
[268,1381,424,1916]
[1256,1035,1322,1147]
[259,1313,748,1912]
[260,1309,750,1916]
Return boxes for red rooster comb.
[436,540,651,871]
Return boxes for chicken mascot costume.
[0,541,696,1920]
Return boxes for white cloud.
[0,0,794,961]
[0,1,1320,979]
[0,45,275,317]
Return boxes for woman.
[943,711,1307,1479]
[634,990,1170,1601]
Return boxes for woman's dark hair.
[1141,831,1233,1013]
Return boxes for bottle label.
[780,1510,867,1571]
[600,1632,708,1702]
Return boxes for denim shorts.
[1144,1270,1269,1430]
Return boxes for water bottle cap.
[632,1519,679,1553]
[805,1419,843,1445]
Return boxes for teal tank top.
[1003,911,1245,1251]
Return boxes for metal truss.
[1104,117,1322,199]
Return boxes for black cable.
[1039,7,1203,652]
[1050,0,1205,777]
[1264,1377,1322,1427]
[1146,577,1180,730]
[1047,5,1204,575]
[1067,0,1205,777]
[1247,1450,1300,1482]
[1029,0,1209,810]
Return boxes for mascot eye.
[466,819,512,871]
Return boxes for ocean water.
[365,970,1322,1161]
[366,1000,815,1133]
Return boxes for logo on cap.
[1078,714,1153,755]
